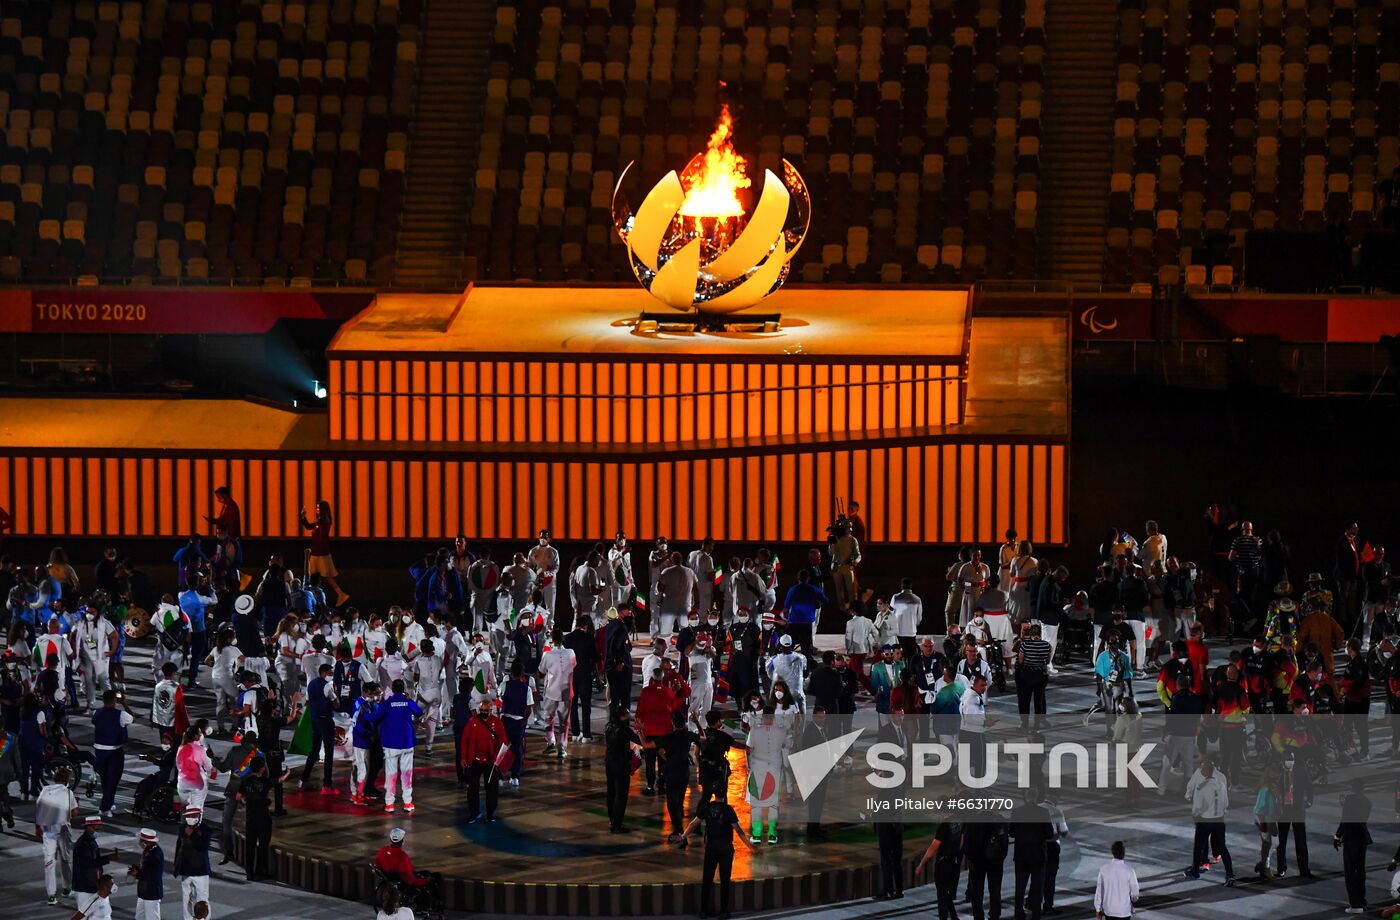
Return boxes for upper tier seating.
[470,0,1046,284]
[1106,0,1400,288]
[0,0,419,284]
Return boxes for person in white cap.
[374,826,442,909]
[766,635,807,712]
[173,806,212,920]
[128,828,165,920]
[35,765,77,906]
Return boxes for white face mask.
[737,615,749,623]
[774,690,785,700]
[687,618,699,626]
[707,617,719,626]
[750,699,762,710]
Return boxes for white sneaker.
[510,777,520,787]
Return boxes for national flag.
[747,769,777,801]
[233,747,259,777]
[1361,541,1376,564]
[714,673,730,704]
[493,741,515,773]
[634,592,648,611]
[713,567,724,587]
[473,669,488,695]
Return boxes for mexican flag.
[614,563,630,586]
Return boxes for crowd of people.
[0,490,1397,919]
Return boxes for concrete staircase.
[393,0,494,289]
[1037,0,1120,285]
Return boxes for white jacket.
[845,614,877,654]
[1185,770,1229,819]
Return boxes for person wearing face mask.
[126,827,163,920]
[686,538,719,622]
[571,551,608,633]
[721,606,759,706]
[72,605,117,712]
[744,706,787,844]
[676,611,702,680]
[175,725,217,814]
[271,615,307,709]
[870,644,903,723]
[686,635,716,732]
[173,806,211,918]
[460,694,506,823]
[343,680,380,806]
[637,669,677,795]
[397,609,426,665]
[766,634,807,712]
[526,530,561,617]
[462,632,497,709]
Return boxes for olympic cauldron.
[611,106,810,315]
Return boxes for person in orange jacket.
[459,695,507,823]
[636,668,677,795]
[1297,604,1345,678]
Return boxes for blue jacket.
[136,843,164,900]
[414,567,464,615]
[371,693,422,750]
[352,697,377,749]
[783,582,828,626]
[178,588,213,632]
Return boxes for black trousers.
[572,678,594,738]
[960,730,988,777]
[728,657,757,706]
[697,767,727,814]
[1275,821,1308,872]
[606,765,630,828]
[664,773,687,834]
[1016,670,1047,720]
[933,859,961,920]
[1343,839,1368,908]
[1343,700,1370,755]
[642,748,660,791]
[366,743,384,796]
[1191,822,1233,877]
[265,751,286,812]
[1217,728,1245,784]
[789,623,816,659]
[465,763,499,819]
[299,716,335,786]
[245,810,272,880]
[967,859,1003,920]
[606,667,632,712]
[1014,857,1044,920]
[701,847,734,915]
[453,723,468,783]
[876,822,904,896]
[1043,839,1060,908]
[94,747,123,813]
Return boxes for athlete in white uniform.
[686,538,719,620]
[411,639,446,754]
[608,533,634,609]
[527,530,561,617]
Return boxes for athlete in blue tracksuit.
[371,679,421,813]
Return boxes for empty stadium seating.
[1105,0,1400,287]
[470,0,1046,284]
[0,0,419,284]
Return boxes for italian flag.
[473,670,489,695]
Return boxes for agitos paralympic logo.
[787,729,1158,799]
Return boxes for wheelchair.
[1058,615,1094,665]
[370,863,446,920]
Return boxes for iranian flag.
[634,592,648,611]
[713,567,724,587]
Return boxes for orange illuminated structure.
[0,286,1069,546]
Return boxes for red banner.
[0,288,373,335]
[1066,294,1400,343]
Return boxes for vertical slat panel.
[886,447,902,542]
[14,457,30,535]
[1050,445,1066,545]
[567,463,584,541]
[104,458,120,534]
[369,461,387,539]
[639,462,656,540]
[779,454,796,543]
[796,452,813,542]
[996,445,1013,546]
[329,360,343,440]
[462,362,478,443]
[957,445,975,544]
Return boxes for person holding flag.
[755,549,783,615]
[411,639,445,756]
[459,694,507,824]
[463,633,497,708]
[526,529,561,618]
[687,634,717,731]
[745,707,788,844]
[468,551,500,634]
[608,532,634,610]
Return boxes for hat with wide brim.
[1273,581,1293,597]
[1306,572,1324,584]
[1275,598,1296,612]
[605,607,619,620]
[234,594,255,615]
